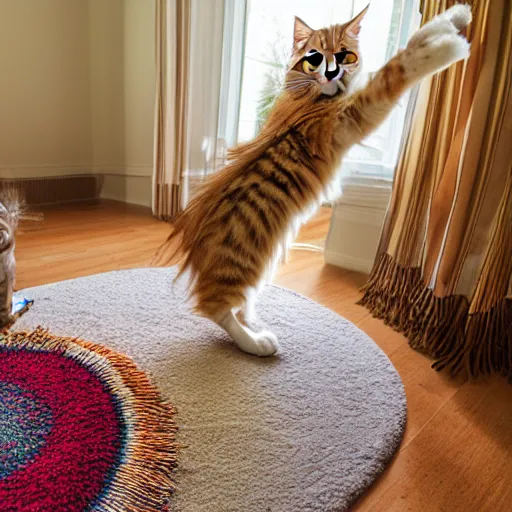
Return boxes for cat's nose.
[325,66,340,81]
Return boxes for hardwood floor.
[15,200,512,512]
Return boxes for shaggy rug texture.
[16,267,407,511]
[0,328,177,511]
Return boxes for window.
[235,0,421,183]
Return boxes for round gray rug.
[17,268,406,511]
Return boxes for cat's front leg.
[339,4,471,142]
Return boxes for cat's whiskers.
[285,77,318,93]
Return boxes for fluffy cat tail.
[152,163,241,282]
[152,196,204,280]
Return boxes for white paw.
[403,5,471,81]
[238,330,280,357]
[219,310,280,357]
[442,3,472,31]
[409,4,472,47]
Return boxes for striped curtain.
[359,0,512,379]
[153,0,191,220]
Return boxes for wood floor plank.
[359,378,512,512]
[13,200,512,512]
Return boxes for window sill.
[336,175,393,211]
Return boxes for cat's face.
[288,6,368,96]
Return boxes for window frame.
[217,0,421,191]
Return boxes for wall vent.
[0,175,103,205]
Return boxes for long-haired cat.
[0,187,21,328]
[159,4,472,356]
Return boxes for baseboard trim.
[0,175,102,205]
[324,250,373,275]
[101,198,153,214]
[92,165,152,177]
[99,174,152,208]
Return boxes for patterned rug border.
[1,327,179,512]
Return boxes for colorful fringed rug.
[0,328,178,511]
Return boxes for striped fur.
[157,5,472,355]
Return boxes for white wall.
[100,174,153,206]
[0,0,156,207]
[89,0,156,207]
[123,0,156,178]
[0,0,92,179]
[88,0,125,173]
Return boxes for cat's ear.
[346,4,369,39]
[293,16,313,50]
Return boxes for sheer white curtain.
[153,0,245,217]
[153,0,190,219]
[182,0,247,207]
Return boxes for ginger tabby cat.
[160,4,472,356]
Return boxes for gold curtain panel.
[359,0,512,379]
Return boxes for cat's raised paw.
[402,5,471,82]
[409,4,471,49]
[443,3,472,30]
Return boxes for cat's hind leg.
[192,258,279,356]
[237,286,258,325]
[216,308,279,357]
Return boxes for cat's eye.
[334,49,358,66]
[302,49,324,74]
[304,50,324,68]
